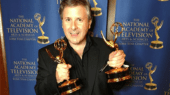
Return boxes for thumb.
[109,51,117,60]
[67,64,72,69]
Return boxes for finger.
[109,55,125,61]
[115,50,125,57]
[115,60,125,68]
[59,68,70,74]
[63,73,70,80]
[109,56,119,61]
[116,58,125,66]
[57,64,72,71]
[56,68,70,83]
[65,76,70,80]
[108,63,123,68]
[109,50,125,60]
[107,59,125,68]
[109,51,117,60]
[109,51,126,61]
[57,64,68,69]
[57,70,70,79]
[56,68,70,77]
[60,64,72,69]
[67,64,72,69]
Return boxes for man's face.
[62,5,92,46]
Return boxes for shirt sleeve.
[34,49,61,95]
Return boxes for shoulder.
[91,37,106,46]
[38,43,59,63]
[38,43,56,55]
[91,37,103,43]
[39,43,54,51]
[91,37,112,51]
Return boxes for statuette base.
[59,78,82,95]
[150,40,163,49]
[158,0,169,1]
[91,7,102,16]
[105,66,131,83]
[37,36,49,44]
[144,83,157,90]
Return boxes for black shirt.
[35,34,117,95]
[63,35,92,95]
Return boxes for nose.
[71,21,77,31]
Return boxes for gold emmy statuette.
[100,22,131,83]
[34,13,49,44]
[144,62,157,90]
[91,0,102,16]
[45,39,82,95]
[150,16,164,49]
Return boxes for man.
[35,0,126,95]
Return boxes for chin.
[69,40,80,44]
[67,36,85,45]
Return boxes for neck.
[69,41,86,59]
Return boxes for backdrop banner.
[1,0,108,95]
[3,0,170,95]
[112,0,170,95]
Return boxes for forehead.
[63,5,88,18]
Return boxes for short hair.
[59,0,92,20]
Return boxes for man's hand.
[107,50,126,68]
[56,64,72,83]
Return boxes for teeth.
[70,32,79,34]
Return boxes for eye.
[66,18,71,21]
[77,18,82,22]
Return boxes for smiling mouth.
[70,32,80,35]
[71,33,79,34]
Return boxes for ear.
[88,19,92,29]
